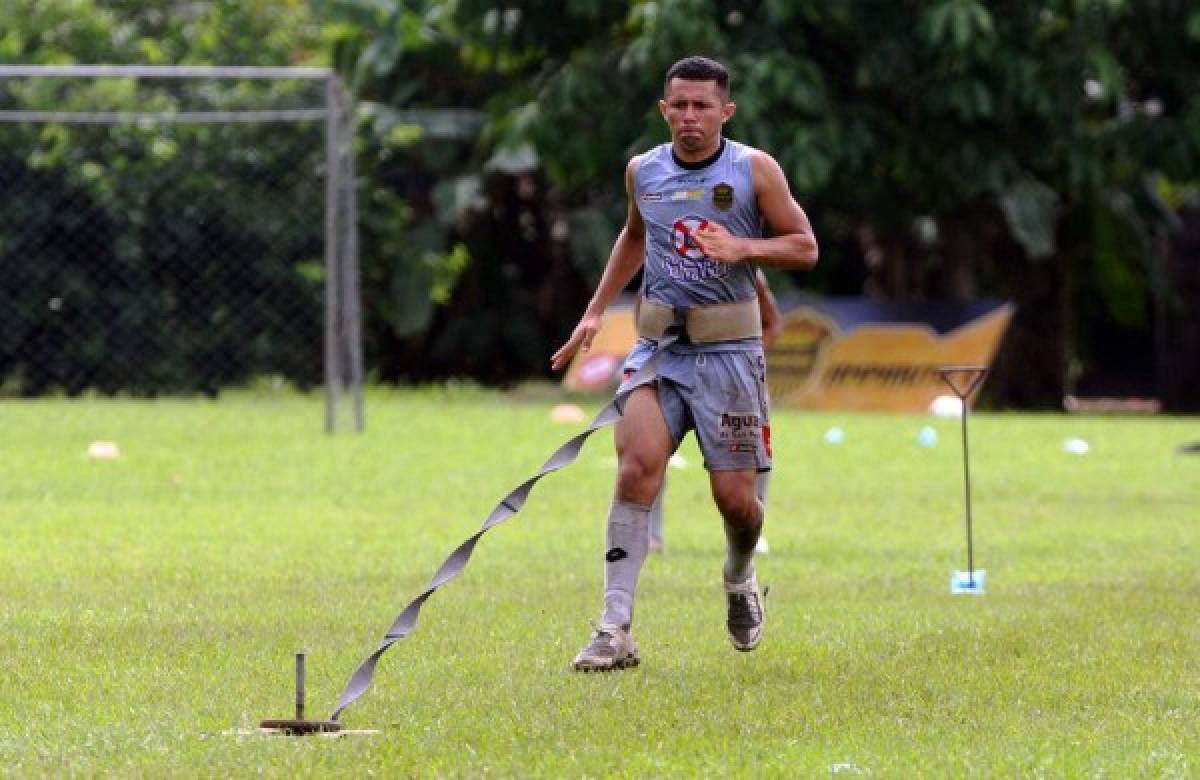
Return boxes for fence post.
[325,73,364,434]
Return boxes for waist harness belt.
[635,296,761,343]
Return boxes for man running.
[551,55,818,670]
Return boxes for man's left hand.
[694,222,748,263]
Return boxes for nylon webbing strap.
[330,335,676,720]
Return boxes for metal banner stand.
[938,365,989,595]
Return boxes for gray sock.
[648,482,666,544]
[602,500,652,629]
[723,472,769,583]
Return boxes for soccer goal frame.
[0,64,364,433]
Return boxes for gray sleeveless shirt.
[635,138,761,311]
[622,138,763,381]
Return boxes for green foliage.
[921,0,995,53]
[998,179,1061,260]
[1,0,322,66]
[5,0,1199,400]
[0,1,329,395]
[0,118,328,395]
[435,0,1200,401]
[306,0,1200,399]
[318,0,603,383]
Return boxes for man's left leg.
[710,468,768,648]
[712,470,763,583]
[710,469,768,651]
[691,350,772,652]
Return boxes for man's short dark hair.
[664,56,730,99]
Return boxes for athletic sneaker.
[724,573,766,652]
[572,623,640,672]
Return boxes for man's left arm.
[755,269,784,350]
[695,151,818,270]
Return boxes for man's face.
[659,78,735,154]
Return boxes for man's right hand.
[551,314,603,372]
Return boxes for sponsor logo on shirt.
[713,182,734,211]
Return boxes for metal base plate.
[259,719,343,735]
[950,569,986,595]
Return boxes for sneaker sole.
[572,653,640,672]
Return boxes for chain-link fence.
[0,66,361,429]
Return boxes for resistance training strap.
[330,336,675,720]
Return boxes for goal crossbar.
[0,64,330,79]
[0,109,329,124]
[0,65,331,125]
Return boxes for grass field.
[1,388,1197,776]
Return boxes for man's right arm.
[551,157,645,372]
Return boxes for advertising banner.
[563,297,1013,412]
[768,299,1013,411]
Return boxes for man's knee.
[613,385,671,504]
[616,453,665,505]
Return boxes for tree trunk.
[1164,205,1200,412]
[979,220,1068,410]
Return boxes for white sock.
[602,500,651,629]
[756,470,771,504]
[648,482,666,543]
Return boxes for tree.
[0,0,329,395]
[316,0,601,383]
[13,1,1196,405]
[455,0,1200,406]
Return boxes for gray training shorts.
[621,342,772,473]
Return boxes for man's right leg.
[574,384,673,671]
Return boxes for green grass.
[1,389,1197,776]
